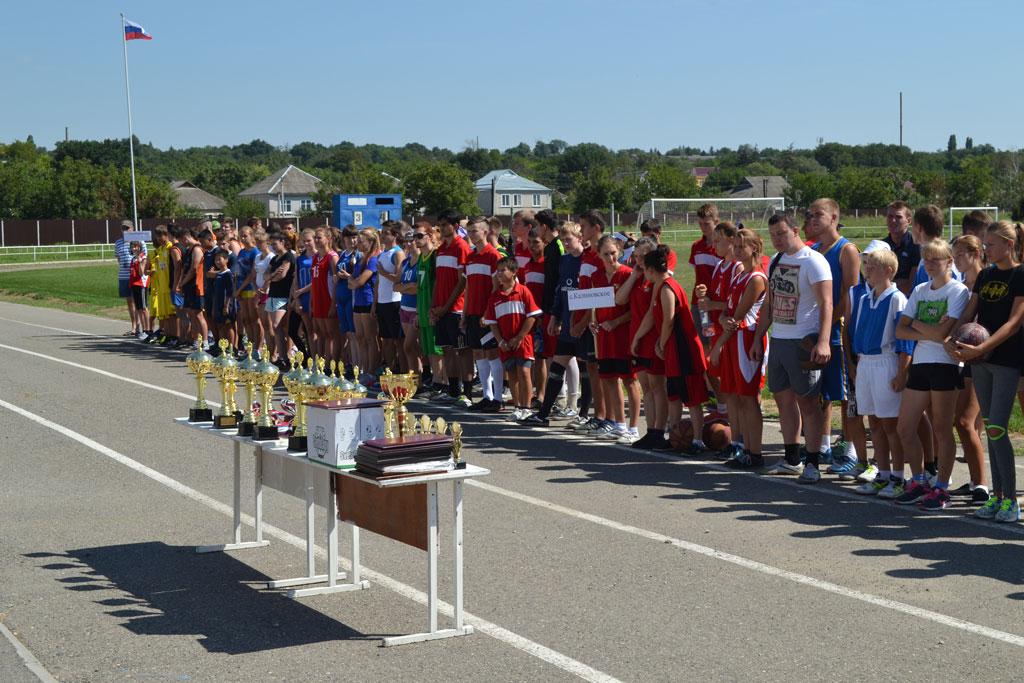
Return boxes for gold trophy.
[186,335,214,422]
[282,351,309,451]
[333,360,355,399]
[451,422,465,469]
[306,356,334,402]
[252,344,281,441]
[379,369,418,438]
[236,342,259,436]
[351,366,368,398]
[212,339,240,429]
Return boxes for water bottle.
[700,309,714,337]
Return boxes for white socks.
[476,359,493,401]
[489,358,505,401]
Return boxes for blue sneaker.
[817,446,834,465]
[827,455,858,476]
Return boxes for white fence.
[0,243,117,265]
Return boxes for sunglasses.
[413,233,427,239]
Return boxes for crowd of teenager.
[115,199,1024,523]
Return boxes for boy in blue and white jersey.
[851,247,914,497]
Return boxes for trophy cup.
[351,366,368,398]
[252,345,281,441]
[379,370,418,438]
[236,342,259,436]
[186,335,214,422]
[212,340,240,429]
[333,360,355,399]
[282,352,309,451]
[451,422,465,469]
[306,356,334,402]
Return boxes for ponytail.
[1015,223,1024,264]
[987,220,1024,265]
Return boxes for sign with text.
[126,231,151,242]
[567,286,615,311]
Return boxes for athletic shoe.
[593,421,616,438]
[618,431,640,445]
[950,483,974,497]
[454,394,472,409]
[631,433,656,449]
[919,487,951,511]
[759,459,802,476]
[972,487,992,504]
[855,476,887,496]
[975,495,1001,519]
[431,392,456,404]
[550,406,577,420]
[798,464,821,484]
[509,408,525,422]
[724,451,762,470]
[716,443,743,461]
[688,439,708,455]
[895,480,930,505]
[580,418,604,433]
[817,447,834,466]
[502,387,513,402]
[995,498,1021,523]
[827,455,858,476]
[601,425,629,441]
[519,413,549,427]
[877,479,904,500]
[830,439,850,461]
[927,473,939,489]
[856,463,879,484]
[566,416,590,431]
[468,399,489,412]
[480,400,503,414]
[650,436,675,451]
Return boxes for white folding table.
[339,464,489,646]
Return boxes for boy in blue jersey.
[849,247,914,496]
[806,198,864,468]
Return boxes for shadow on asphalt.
[25,545,374,652]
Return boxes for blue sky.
[4,0,1021,153]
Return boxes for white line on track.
[0,621,58,683]
[0,398,621,683]
[0,315,107,338]
[466,479,1024,649]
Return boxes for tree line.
[1,134,1022,220]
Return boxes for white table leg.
[350,524,361,585]
[267,457,328,589]
[383,480,472,646]
[289,470,366,598]
[196,440,269,553]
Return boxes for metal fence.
[0,243,117,265]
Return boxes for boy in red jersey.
[463,217,503,412]
[485,257,542,420]
[512,209,535,272]
[429,210,474,408]
[689,204,722,343]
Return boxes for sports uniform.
[705,259,740,378]
[719,269,767,397]
[592,264,634,380]
[851,284,912,418]
[483,282,542,367]
[648,278,708,406]
[310,251,335,319]
[432,236,472,349]
[465,244,500,349]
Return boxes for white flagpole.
[120,13,140,230]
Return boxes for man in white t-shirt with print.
[751,212,833,483]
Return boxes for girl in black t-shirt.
[265,233,295,365]
[947,221,1024,523]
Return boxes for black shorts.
[598,358,631,378]
[376,302,402,339]
[203,287,215,316]
[182,284,203,312]
[466,315,497,350]
[575,330,596,363]
[353,304,372,314]
[436,312,466,349]
[906,363,963,392]
[130,285,147,311]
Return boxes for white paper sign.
[126,231,151,242]
[567,286,615,311]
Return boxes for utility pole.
[899,92,903,147]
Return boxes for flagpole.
[120,13,140,230]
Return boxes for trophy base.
[454,461,467,470]
[253,425,280,441]
[214,414,238,430]
[189,408,214,422]
[287,435,307,452]
[237,421,255,437]
[234,410,244,422]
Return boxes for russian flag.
[124,20,152,41]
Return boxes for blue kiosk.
[332,194,403,229]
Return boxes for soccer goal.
[637,196,786,244]
[948,206,999,240]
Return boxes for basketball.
[669,421,694,450]
[953,322,990,361]
[703,420,732,451]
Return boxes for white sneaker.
[877,480,903,500]
[759,459,802,476]
[618,430,640,444]
[856,463,879,483]
[601,425,629,441]
[855,477,886,495]
[798,464,821,484]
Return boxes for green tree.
[946,157,994,206]
[404,161,477,216]
[784,172,837,210]
[224,196,267,221]
[642,163,699,199]
[947,134,957,153]
[834,167,892,209]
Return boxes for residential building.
[728,175,790,199]
[238,165,321,217]
[170,180,226,218]
[474,169,553,216]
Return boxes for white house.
[475,169,553,216]
[239,165,321,217]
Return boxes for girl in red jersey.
[309,227,339,360]
[592,235,640,443]
[623,238,659,448]
[635,245,709,451]
[695,221,741,417]
[712,228,768,469]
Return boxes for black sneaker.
[631,433,655,449]
[520,413,549,427]
[480,399,502,414]
[468,399,489,412]
[971,486,991,504]
[949,483,973,497]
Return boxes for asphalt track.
[1,300,1022,682]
